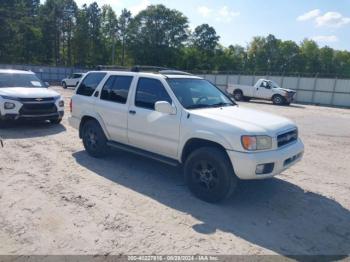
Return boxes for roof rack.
[131,65,192,76]
[96,65,192,76]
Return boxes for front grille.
[19,97,55,102]
[19,102,57,116]
[277,129,298,147]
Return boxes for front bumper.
[0,111,64,121]
[227,138,304,180]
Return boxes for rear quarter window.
[76,72,106,96]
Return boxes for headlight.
[58,100,64,107]
[4,102,16,110]
[241,135,272,151]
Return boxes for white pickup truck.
[69,70,304,203]
[227,79,296,105]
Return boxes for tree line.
[1,0,350,77]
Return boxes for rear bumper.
[227,138,304,180]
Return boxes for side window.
[135,78,172,110]
[260,81,267,88]
[100,75,133,104]
[76,73,106,96]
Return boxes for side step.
[107,141,180,167]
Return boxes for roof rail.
[131,65,169,73]
[96,65,129,71]
[159,70,192,76]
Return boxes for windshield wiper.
[186,104,212,109]
[209,102,234,108]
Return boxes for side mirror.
[44,82,50,87]
[155,101,176,115]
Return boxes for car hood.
[276,87,296,93]
[189,105,296,134]
[0,87,60,98]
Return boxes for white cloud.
[297,9,350,28]
[197,6,212,18]
[297,9,321,21]
[315,12,350,28]
[311,35,338,43]
[197,5,240,23]
[216,6,240,23]
[129,0,150,15]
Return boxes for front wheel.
[184,147,237,203]
[62,82,67,89]
[82,120,108,158]
[272,95,285,105]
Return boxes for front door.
[127,77,181,158]
[254,80,272,99]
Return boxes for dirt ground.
[0,86,350,257]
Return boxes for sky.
[55,0,350,51]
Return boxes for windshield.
[269,80,281,89]
[0,73,46,88]
[167,78,235,109]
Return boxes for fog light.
[256,163,274,175]
[4,102,15,109]
[59,100,64,107]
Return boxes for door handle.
[129,110,136,115]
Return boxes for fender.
[79,110,111,140]
[178,130,233,162]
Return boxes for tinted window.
[101,75,133,104]
[135,78,172,110]
[73,73,82,78]
[77,73,106,96]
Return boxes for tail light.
[70,99,72,113]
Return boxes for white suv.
[69,70,304,202]
[0,69,64,124]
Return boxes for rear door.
[94,74,134,144]
[73,72,107,120]
[127,77,181,158]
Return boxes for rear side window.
[76,72,106,96]
[135,78,172,110]
[101,75,133,104]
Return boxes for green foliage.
[0,0,349,77]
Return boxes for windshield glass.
[269,80,281,89]
[0,73,46,88]
[167,78,235,109]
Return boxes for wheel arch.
[181,138,229,164]
[79,114,109,139]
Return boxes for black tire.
[50,118,62,124]
[272,94,285,105]
[62,82,67,89]
[233,90,243,101]
[184,147,238,203]
[81,120,108,158]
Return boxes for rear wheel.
[184,147,237,203]
[82,120,108,158]
[272,95,285,105]
[233,90,243,101]
[62,82,67,89]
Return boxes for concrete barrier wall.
[1,64,349,107]
[204,73,350,108]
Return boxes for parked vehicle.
[0,69,64,124]
[62,73,85,89]
[227,79,296,105]
[69,69,304,202]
